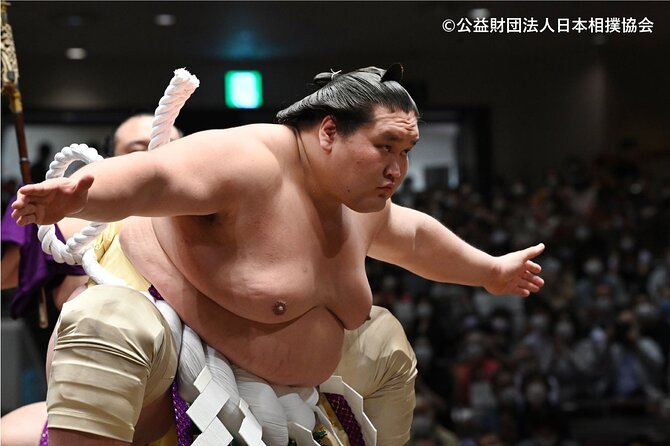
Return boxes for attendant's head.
[113,114,182,156]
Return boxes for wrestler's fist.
[11,175,94,225]
[484,243,545,297]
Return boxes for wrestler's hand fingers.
[525,260,542,274]
[521,279,542,293]
[11,194,29,210]
[523,271,545,287]
[16,182,53,198]
[11,203,35,220]
[15,214,36,226]
[515,286,531,297]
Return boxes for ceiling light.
[592,33,607,46]
[65,47,87,60]
[154,14,176,26]
[468,8,490,20]
[66,15,83,27]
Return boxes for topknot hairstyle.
[276,63,419,136]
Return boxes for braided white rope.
[149,68,200,151]
[35,144,128,285]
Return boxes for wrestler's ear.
[318,115,338,153]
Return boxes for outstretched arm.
[367,202,545,297]
[12,127,278,225]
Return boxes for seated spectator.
[490,367,521,446]
[608,309,664,402]
[521,304,554,373]
[517,372,571,444]
[452,329,501,409]
[411,392,459,446]
[546,310,584,403]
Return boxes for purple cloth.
[172,378,193,446]
[39,421,48,446]
[324,392,366,446]
[1,194,85,318]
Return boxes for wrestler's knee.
[359,306,417,383]
[56,285,167,350]
[337,306,417,445]
[48,285,176,442]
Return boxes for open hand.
[485,243,545,297]
[11,175,94,225]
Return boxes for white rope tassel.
[149,68,200,151]
[37,144,113,273]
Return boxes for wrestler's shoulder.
[197,123,293,142]
[188,125,293,159]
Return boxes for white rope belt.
[36,69,375,446]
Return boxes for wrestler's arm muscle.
[365,201,544,296]
[12,126,279,225]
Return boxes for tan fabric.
[47,285,177,442]
[334,306,418,446]
[47,222,177,442]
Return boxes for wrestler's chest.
[222,232,373,328]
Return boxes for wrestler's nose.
[385,159,402,179]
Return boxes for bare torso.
[120,125,378,386]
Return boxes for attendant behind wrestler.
[0,114,181,446]
[1,114,182,304]
[11,65,545,446]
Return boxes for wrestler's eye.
[377,145,392,153]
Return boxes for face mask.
[526,382,547,405]
[411,415,433,434]
[493,198,506,212]
[491,229,508,245]
[635,302,658,321]
[584,258,603,276]
[511,182,526,197]
[575,225,591,241]
[492,317,509,333]
[498,386,517,406]
[555,321,574,339]
[620,236,635,252]
[464,342,484,360]
[416,302,433,319]
[530,314,549,333]
[414,344,434,368]
[594,298,613,312]
[392,301,415,325]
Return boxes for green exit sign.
[225,70,263,109]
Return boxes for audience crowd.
[369,152,670,446]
